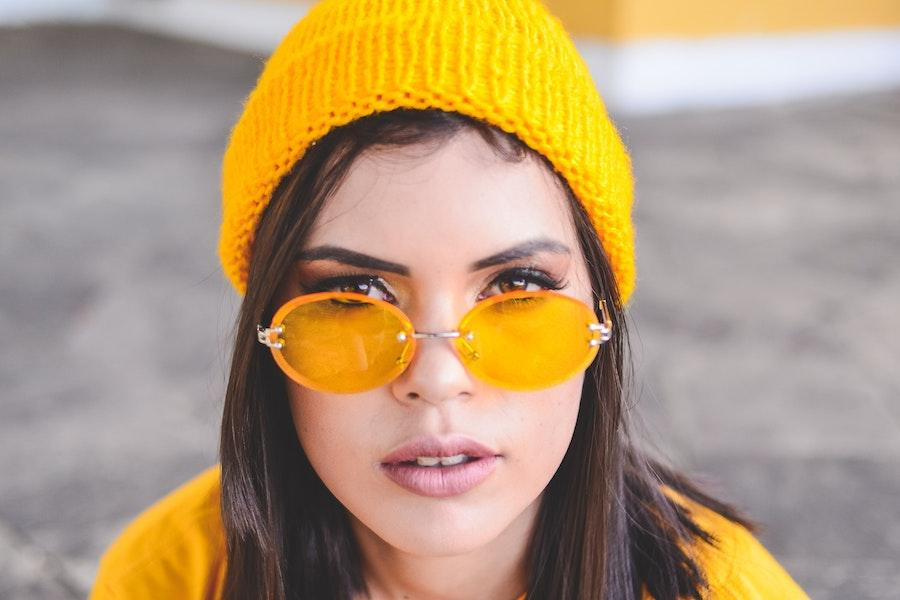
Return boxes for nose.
[389,303,477,405]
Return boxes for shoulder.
[663,487,809,599]
[89,465,226,600]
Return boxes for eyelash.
[302,266,567,302]
[479,266,568,298]
[304,271,397,301]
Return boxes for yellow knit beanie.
[220,0,636,304]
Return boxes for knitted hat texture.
[220,0,636,304]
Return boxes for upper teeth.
[416,454,468,467]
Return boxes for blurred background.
[1,1,898,598]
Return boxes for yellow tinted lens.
[273,293,413,394]
[455,291,600,390]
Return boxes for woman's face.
[279,129,594,557]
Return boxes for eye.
[304,273,397,303]
[478,267,567,300]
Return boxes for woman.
[91,1,809,598]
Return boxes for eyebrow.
[295,238,571,276]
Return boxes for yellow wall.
[545,0,900,40]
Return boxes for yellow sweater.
[90,465,808,599]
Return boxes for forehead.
[304,130,577,273]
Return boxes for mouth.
[380,435,501,498]
[381,435,500,464]
[395,454,482,467]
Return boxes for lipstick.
[380,435,501,498]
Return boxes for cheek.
[504,375,583,486]
[285,383,377,487]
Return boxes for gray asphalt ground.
[1,25,898,599]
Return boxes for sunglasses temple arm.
[257,324,284,349]
[588,300,613,345]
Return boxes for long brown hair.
[219,108,751,599]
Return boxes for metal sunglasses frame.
[256,290,612,351]
[255,289,613,392]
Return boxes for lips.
[380,435,501,498]
[381,435,500,465]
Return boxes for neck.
[350,496,538,600]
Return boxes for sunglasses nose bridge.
[397,330,477,358]
[395,298,473,344]
[395,329,467,342]
[410,328,480,365]
[411,330,462,339]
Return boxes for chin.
[357,504,513,556]
[382,523,503,557]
